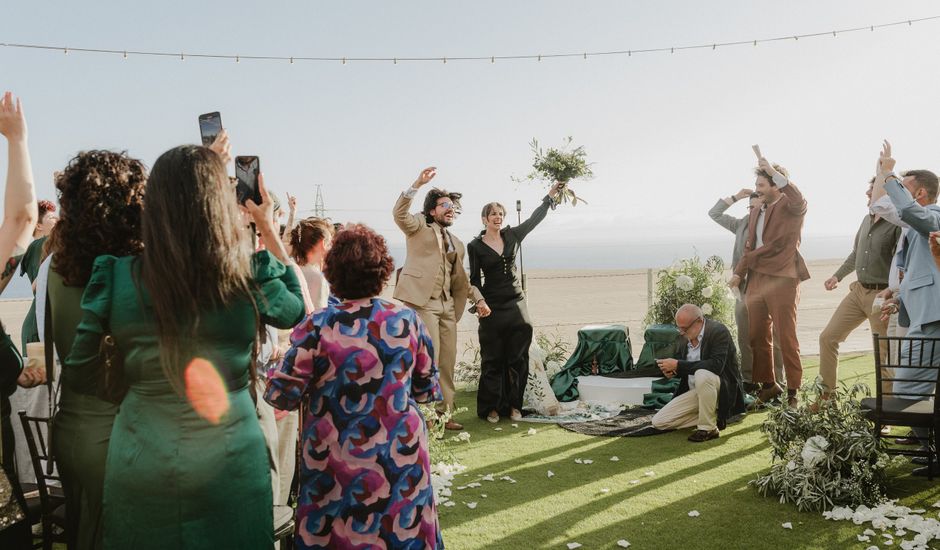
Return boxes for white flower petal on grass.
[644,471,656,477]
[456,486,468,490]
[466,482,482,488]
[599,487,610,493]
[583,459,594,464]
[865,546,880,550]
[701,303,713,315]
[481,494,487,498]
[494,427,503,431]
[574,458,584,464]
[688,510,700,517]
[782,522,792,529]
[456,431,471,442]
[481,474,495,482]
[616,541,631,548]
[610,456,620,462]
[465,502,477,509]
[857,535,870,542]
[443,501,456,507]
[547,470,555,478]
[566,544,582,550]
[526,428,537,436]
[511,423,519,428]
[630,480,640,485]
[932,501,940,508]
[863,529,876,536]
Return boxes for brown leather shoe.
[787,395,798,409]
[444,420,464,431]
[748,383,783,409]
[688,429,719,442]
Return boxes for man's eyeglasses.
[677,317,703,335]
[437,201,454,211]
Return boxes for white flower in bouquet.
[800,435,829,468]
[675,275,694,291]
[701,286,714,298]
[701,303,713,315]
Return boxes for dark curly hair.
[422,188,462,224]
[46,150,146,286]
[323,224,394,300]
[289,217,334,264]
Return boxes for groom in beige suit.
[394,167,490,430]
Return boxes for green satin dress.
[65,251,304,550]
[50,266,118,550]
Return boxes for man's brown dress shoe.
[444,420,464,431]
[748,383,783,409]
[688,429,719,442]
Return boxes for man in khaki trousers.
[818,180,900,398]
[393,167,488,430]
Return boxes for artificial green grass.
[439,354,940,550]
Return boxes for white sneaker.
[510,409,523,421]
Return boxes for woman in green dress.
[48,150,147,550]
[66,144,305,549]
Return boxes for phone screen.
[199,112,222,146]
[234,156,261,205]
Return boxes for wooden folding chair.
[861,334,940,479]
[17,411,67,550]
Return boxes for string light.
[1,15,937,66]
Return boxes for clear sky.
[2,1,939,268]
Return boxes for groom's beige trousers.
[651,369,720,432]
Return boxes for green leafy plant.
[454,341,482,388]
[644,255,734,332]
[514,137,593,206]
[418,404,468,465]
[751,382,889,512]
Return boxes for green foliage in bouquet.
[417,403,467,465]
[644,255,734,331]
[515,137,593,206]
[751,383,889,512]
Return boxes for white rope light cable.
[1,15,937,65]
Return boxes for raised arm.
[878,140,940,235]
[513,182,563,241]
[708,189,751,233]
[0,92,38,265]
[394,167,436,236]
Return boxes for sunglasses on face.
[437,201,454,211]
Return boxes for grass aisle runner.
[439,354,940,550]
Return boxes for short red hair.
[323,224,394,300]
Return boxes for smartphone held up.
[235,156,262,206]
[199,111,223,146]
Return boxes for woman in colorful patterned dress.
[265,223,444,550]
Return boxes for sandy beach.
[0,259,873,363]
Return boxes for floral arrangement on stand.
[643,255,735,331]
[751,383,890,512]
[514,136,593,206]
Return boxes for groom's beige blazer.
[392,192,481,321]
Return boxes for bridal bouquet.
[515,137,593,206]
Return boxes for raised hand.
[286,193,297,213]
[877,140,896,179]
[0,91,27,142]
[413,167,437,188]
[735,188,754,201]
[209,129,231,165]
[549,181,564,199]
[757,157,781,180]
[245,173,275,228]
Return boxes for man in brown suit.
[729,157,809,407]
[394,167,489,430]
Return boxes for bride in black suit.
[468,182,561,422]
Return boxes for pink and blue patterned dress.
[264,297,444,550]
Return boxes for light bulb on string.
[342,57,346,65]
[180,52,184,61]
[289,57,293,65]
[236,55,240,63]
[393,58,397,65]
[490,56,494,64]
[123,50,127,60]
[63,47,68,55]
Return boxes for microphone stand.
[516,200,525,292]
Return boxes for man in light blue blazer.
[878,141,940,475]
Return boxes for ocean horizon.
[0,234,856,302]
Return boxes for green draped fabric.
[550,325,633,402]
[635,324,681,369]
[642,377,681,409]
